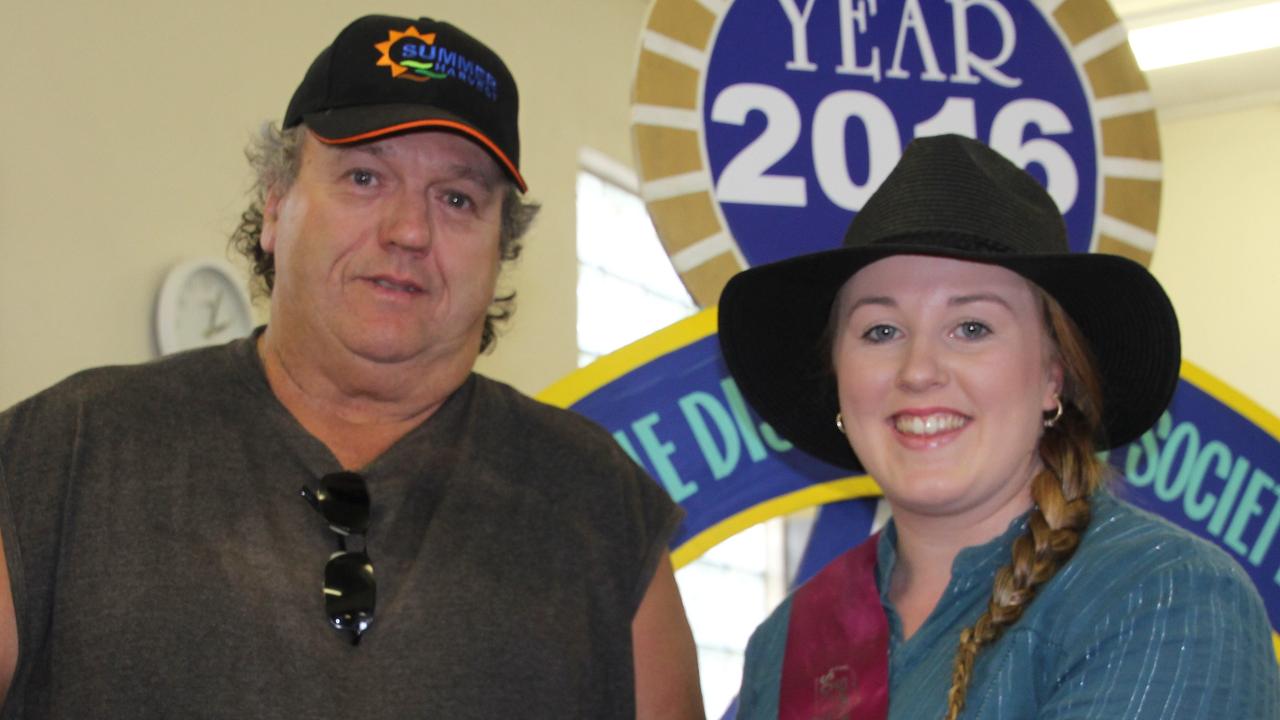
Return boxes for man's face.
[261,130,505,368]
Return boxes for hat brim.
[718,241,1181,471]
[302,104,527,192]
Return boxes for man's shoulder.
[1,341,250,439]
[464,374,650,486]
[469,374,621,450]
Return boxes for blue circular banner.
[703,0,1098,266]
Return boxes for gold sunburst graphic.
[375,26,440,83]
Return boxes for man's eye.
[956,321,991,339]
[349,169,375,186]
[445,192,473,210]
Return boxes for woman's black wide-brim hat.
[717,134,1181,472]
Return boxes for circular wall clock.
[154,258,255,355]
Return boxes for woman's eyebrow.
[948,293,1014,311]
[847,296,896,313]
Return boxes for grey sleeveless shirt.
[0,335,681,718]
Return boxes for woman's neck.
[886,494,1033,639]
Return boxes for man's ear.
[260,187,283,254]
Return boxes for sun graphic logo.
[375,26,446,82]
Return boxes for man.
[0,15,702,718]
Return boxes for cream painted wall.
[1,2,1277,429]
[1151,102,1280,415]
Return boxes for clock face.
[155,259,255,355]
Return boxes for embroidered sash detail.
[778,533,888,720]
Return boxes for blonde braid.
[942,291,1105,720]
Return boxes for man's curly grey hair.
[229,123,540,354]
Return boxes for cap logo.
[375,26,444,82]
[374,25,500,101]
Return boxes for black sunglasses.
[300,471,375,645]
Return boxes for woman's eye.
[861,325,899,343]
[955,321,991,339]
[348,169,375,187]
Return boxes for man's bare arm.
[632,551,704,720]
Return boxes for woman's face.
[832,255,1062,524]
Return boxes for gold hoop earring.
[835,412,845,433]
[1043,397,1064,428]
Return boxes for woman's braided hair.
[942,288,1106,720]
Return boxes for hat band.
[868,233,1015,254]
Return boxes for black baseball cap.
[284,15,526,192]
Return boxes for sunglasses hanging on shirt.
[301,471,376,645]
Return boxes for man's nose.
[381,192,432,252]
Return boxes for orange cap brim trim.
[315,119,527,192]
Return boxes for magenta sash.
[778,533,889,720]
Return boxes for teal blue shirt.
[738,492,1280,718]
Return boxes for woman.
[718,135,1279,719]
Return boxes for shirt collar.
[875,509,1031,595]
